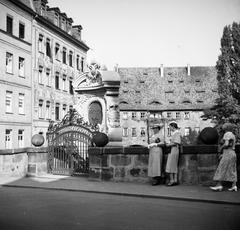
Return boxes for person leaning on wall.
[210,123,238,192]
[148,124,165,186]
[165,122,182,186]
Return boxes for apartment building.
[31,0,89,141]
[118,66,218,146]
[0,0,35,149]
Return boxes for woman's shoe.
[210,185,223,191]
[167,182,174,186]
[228,186,237,192]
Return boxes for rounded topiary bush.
[31,134,45,147]
[198,127,219,145]
[92,132,109,147]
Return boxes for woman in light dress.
[148,124,165,186]
[165,122,181,186]
[210,123,238,192]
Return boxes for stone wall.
[89,145,240,186]
[0,147,48,177]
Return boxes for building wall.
[118,66,218,146]
[0,0,33,149]
[120,110,214,146]
[32,16,88,142]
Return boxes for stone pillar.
[105,94,122,145]
[27,147,48,176]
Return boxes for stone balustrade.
[0,147,48,177]
[89,145,240,186]
[1,145,239,186]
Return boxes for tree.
[202,22,240,141]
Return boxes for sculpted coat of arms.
[73,61,103,89]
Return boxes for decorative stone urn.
[198,127,219,145]
[92,132,109,147]
[31,134,45,147]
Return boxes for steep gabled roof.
[118,66,218,111]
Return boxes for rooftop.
[118,66,218,111]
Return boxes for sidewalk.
[0,175,239,205]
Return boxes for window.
[176,112,181,119]
[69,80,73,94]
[62,104,67,118]
[18,93,24,114]
[6,52,13,73]
[55,73,60,89]
[6,91,12,113]
[55,43,60,60]
[46,68,51,86]
[140,112,146,119]
[132,128,137,137]
[184,112,190,120]
[122,128,128,137]
[140,128,146,137]
[62,47,67,64]
[46,38,51,58]
[38,34,44,53]
[69,51,73,67]
[55,103,60,121]
[19,22,25,39]
[197,100,203,104]
[46,101,51,119]
[5,129,12,149]
[132,112,136,120]
[81,57,84,72]
[122,112,128,120]
[61,18,66,31]
[18,57,25,77]
[62,75,67,91]
[54,13,59,26]
[167,112,172,119]
[184,127,190,136]
[194,127,200,134]
[38,66,43,84]
[76,55,80,70]
[39,100,44,118]
[18,130,24,148]
[6,16,13,34]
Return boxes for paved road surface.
[0,187,239,230]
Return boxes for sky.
[48,0,240,70]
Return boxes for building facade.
[0,0,35,149]
[118,66,218,146]
[0,0,89,149]
[31,0,89,142]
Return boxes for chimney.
[160,64,164,77]
[187,63,191,76]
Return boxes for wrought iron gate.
[47,109,98,175]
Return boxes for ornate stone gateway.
[47,109,98,175]
[73,61,122,144]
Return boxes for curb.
[2,184,240,206]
